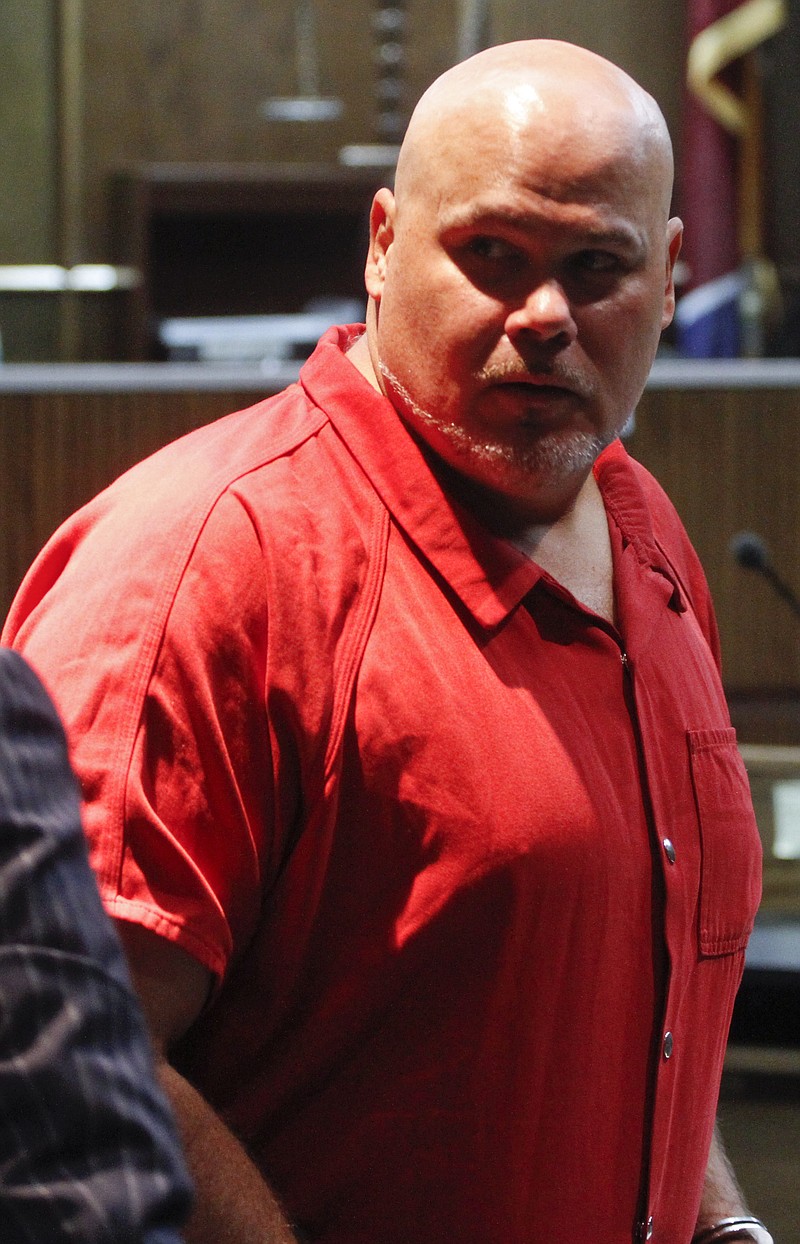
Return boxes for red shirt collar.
[301,327,683,628]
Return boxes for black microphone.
[730,530,800,620]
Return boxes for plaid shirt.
[0,648,192,1241]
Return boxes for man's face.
[366,94,681,520]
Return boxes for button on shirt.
[4,328,763,1244]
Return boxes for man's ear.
[661,217,683,329]
[364,188,396,302]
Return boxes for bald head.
[351,38,683,523]
[394,40,674,221]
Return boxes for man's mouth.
[477,363,585,401]
[472,372,592,436]
[482,376,581,412]
[494,378,571,394]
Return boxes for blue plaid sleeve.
[0,648,193,1242]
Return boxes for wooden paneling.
[629,387,800,696]
[6,1,800,362]
[0,0,56,264]
[1,0,688,282]
[80,0,460,258]
[762,0,800,353]
[6,0,461,360]
[0,0,58,361]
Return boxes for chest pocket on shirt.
[688,728,762,957]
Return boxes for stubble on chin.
[377,358,609,483]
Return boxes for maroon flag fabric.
[680,0,743,293]
[677,0,785,355]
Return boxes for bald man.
[4,40,767,1244]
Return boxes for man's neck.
[344,330,616,621]
[510,472,615,623]
[346,331,382,392]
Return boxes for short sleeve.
[102,489,277,981]
[9,482,279,985]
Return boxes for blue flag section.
[675,271,744,358]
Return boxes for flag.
[675,0,786,357]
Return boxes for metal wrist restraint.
[693,1217,774,1244]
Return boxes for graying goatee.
[378,359,608,479]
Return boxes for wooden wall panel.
[762,0,800,353]
[7,1,800,363]
[629,388,800,696]
[0,0,56,264]
[0,1,701,362]
[0,0,58,361]
[80,0,460,257]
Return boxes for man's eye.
[575,250,622,274]
[467,236,517,262]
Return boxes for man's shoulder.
[113,381,328,506]
[2,376,368,654]
[137,325,367,509]
[56,381,344,569]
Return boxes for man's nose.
[504,281,577,345]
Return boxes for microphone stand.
[730,530,800,620]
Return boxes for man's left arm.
[697,1122,749,1228]
[694,1122,773,1242]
